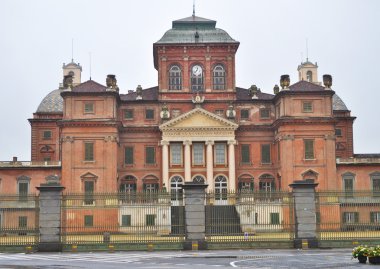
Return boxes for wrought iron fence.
[0,194,39,246]
[316,191,380,243]
[205,191,295,243]
[61,191,185,245]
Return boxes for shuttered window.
[145,147,155,164]
[270,213,280,224]
[84,215,93,227]
[241,145,250,164]
[18,216,27,228]
[84,142,94,161]
[125,147,134,165]
[146,214,156,226]
[304,139,314,160]
[121,215,131,227]
[84,181,94,205]
[261,144,271,164]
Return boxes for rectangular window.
[84,181,94,205]
[18,182,28,201]
[145,146,156,165]
[170,143,182,165]
[215,143,226,164]
[124,146,134,165]
[121,215,131,227]
[261,144,271,164]
[370,212,380,223]
[343,212,359,223]
[143,183,159,193]
[84,142,94,161]
[84,215,93,227]
[303,101,313,113]
[277,142,281,161]
[373,178,380,197]
[43,130,52,140]
[344,177,354,197]
[260,108,270,119]
[146,214,156,226]
[241,144,250,164]
[304,139,315,160]
[193,143,204,165]
[84,103,94,114]
[240,109,249,120]
[215,110,224,117]
[335,128,342,137]
[145,109,154,119]
[270,213,280,224]
[124,109,134,119]
[18,216,27,228]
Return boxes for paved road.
[0,249,365,268]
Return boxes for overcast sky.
[0,0,379,160]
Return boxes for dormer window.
[191,64,204,92]
[169,65,182,90]
[213,65,225,90]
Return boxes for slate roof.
[332,94,349,111]
[120,86,159,101]
[236,87,274,101]
[289,80,325,91]
[36,89,63,113]
[72,80,107,93]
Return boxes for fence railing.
[0,194,39,246]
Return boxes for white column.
[161,140,170,190]
[183,140,192,182]
[205,140,214,190]
[228,140,236,191]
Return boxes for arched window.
[119,175,137,203]
[190,64,204,92]
[170,176,183,201]
[192,175,205,184]
[259,174,275,192]
[306,71,313,82]
[169,65,182,90]
[238,174,254,192]
[215,175,228,200]
[213,65,225,90]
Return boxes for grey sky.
[0,0,379,160]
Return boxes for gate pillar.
[36,175,65,252]
[182,182,208,250]
[289,179,319,248]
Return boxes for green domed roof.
[155,15,238,44]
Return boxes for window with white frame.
[169,65,182,90]
[215,143,226,164]
[371,212,380,223]
[170,176,183,201]
[170,143,182,165]
[193,143,204,165]
[343,212,358,223]
[213,65,225,90]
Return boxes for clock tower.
[153,15,239,98]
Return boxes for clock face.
[192,65,202,76]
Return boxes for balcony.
[0,161,61,168]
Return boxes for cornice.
[272,117,336,129]
[58,119,120,128]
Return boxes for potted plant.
[367,246,380,264]
[352,245,368,263]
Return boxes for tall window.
[170,176,183,201]
[170,143,182,165]
[241,144,250,164]
[145,146,156,165]
[19,216,27,228]
[124,146,134,165]
[120,175,137,202]
[370,212,380,223]
[193,143,204,165]
[169,65,182,90]
[84,215,94,227]
[191,64,204,92]
[371,172,380,196]
[304,139,314,160]
[17,176,30,201]
[215,143,226,164]
[261,144,271,164]
[213,65,225,90]
[84,142,94,161]
[84,181,94,205]
[306,71,313,82]
[342,172,355,197]
[215,175,227,200]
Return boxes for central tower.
[153,15,239,96]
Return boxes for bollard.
[301,239,309,249]
[147,243,154,252]
[72,244,78,252]
[192,241,199,251]
[108,244,114,252]
[25,245,33,254]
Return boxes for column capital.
[183,140,192,146]
[205,140,214,146]
[160,140,170,146]
[227,140,237,145]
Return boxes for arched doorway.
[214,175,228,204]
[170,176,183,205]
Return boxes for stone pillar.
[183,140,192,182]
[36,176,65,252]
[182,182,208,250]
[289,179,319,248]
[228,140,236,191]
[205,140,214,190]
[161,140,170,190]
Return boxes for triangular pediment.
[159,108,238,130]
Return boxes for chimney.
[12,156,17,163]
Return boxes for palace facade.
[1,14,379,197]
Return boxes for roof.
[72,80,107,93]
[120,86,158,101]
[236,87,274,101]
[289,80,325,91]
[155,15,238,44]
[332,94,349,111]
[36,89,63,113]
